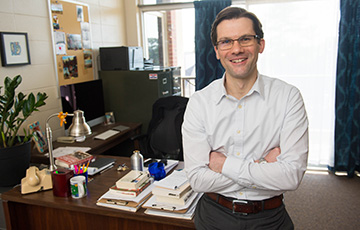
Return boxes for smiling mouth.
[231,58,246,63]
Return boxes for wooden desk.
[2,156,196,230]
[31,122,142,164]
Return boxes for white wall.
[0,0,131,140]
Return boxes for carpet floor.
[284,171,360,230]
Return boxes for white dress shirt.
[182,73,308,201]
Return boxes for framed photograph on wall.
[0,32,31,66]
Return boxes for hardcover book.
[152,181,191,199]
[55,151,93,168]
[109,179,151,197]
[155,189,194,206]
[97,190,152,212]
[115,170,149,190]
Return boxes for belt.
[205,193,283,215]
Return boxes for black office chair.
[133,96,189,161]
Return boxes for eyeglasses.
[216,35,260,50]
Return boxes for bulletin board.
[49,0,94,86]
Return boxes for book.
[96,183,155,212]
[55,151,93,168]
[109,179,151,197]
[152,181,191,199]
[155,189,194,206]
[87,158,116,175]
[116,170,149,190]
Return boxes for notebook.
[87,158,116,175]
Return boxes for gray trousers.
[194,194,294,230]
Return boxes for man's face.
[214,17,265,81]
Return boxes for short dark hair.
[210,7,264,46]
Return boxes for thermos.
[131,150,144,171]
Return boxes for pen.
[84,161,90,172]
[131,172,144,182]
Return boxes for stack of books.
[152,181,193,205]
[142,170,201,220]
[96,170,153,212]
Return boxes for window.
[242,0,340,167]
[140,4,195,97]
[143,12,165,66]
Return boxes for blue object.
[148,162,166,181]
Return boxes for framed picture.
[28,121,48,153]
[0,32,31,66]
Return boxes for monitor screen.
[60,79,106,130]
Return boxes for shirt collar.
[248,73,265,100]
[213,74,227,105]
[214,73,265,104]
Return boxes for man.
[182,7,308,230]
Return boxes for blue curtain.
[334,0,360,177]
[194,0,231,90]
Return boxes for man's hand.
[255,147,281,163]
[209,151,226,173]
[264,147,281,163]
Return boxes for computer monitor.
[60,79,106,130]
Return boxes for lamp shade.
[68,110,91,137]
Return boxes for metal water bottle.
[131,150,144,171]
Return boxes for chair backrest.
[147,96,189,161]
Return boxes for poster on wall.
[51,3,63,13]
[54,31,66,55]
[81,22,91,49]
[76,5,84,22]
[62,55,78,79]
[53,15,60,30]
[83,50,92,69]
[67,34,82,50]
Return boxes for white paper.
[153,170,187,189]
[98,184,155,203]
[46,147,91,158]
[144,159,179,174]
